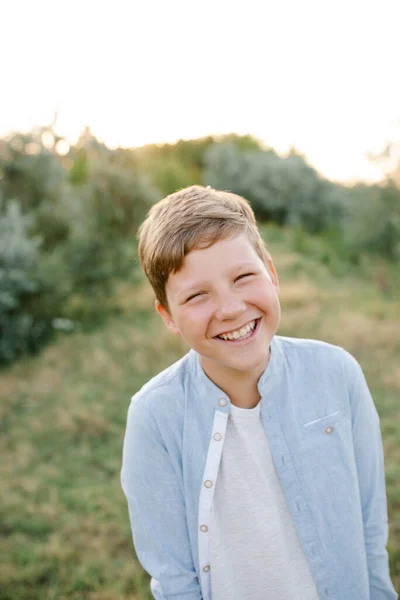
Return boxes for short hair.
[138,185,271,310]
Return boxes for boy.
[121,185,397,599]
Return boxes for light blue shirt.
[121,336,397,600]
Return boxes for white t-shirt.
[209,402,319,600]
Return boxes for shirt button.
[200,524,208,533]
[218,398,227,407]
[204,480,213,488]
[213,432,222,441]
[325,426,334,434]
[203,565,211,572]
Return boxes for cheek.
[252,284,279,308]
[183,304,212,332]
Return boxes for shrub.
[0,198,52,364]
[204,142,346,232]
[85,157,160,237]
[0,129,161,364]
[0,131,65,212]
[344,180,400,262]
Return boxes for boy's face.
[156,232,281,383]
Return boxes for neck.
[228,383,261,409]
[199,355,268,409]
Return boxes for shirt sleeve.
[121,394,203,600]
[345,352,398,600]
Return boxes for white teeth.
[218,320,257,341]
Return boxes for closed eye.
[235,273,254,281]
[185,291,204,303]
[184,273,254,302]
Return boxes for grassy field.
[1,226,399,599]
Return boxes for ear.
[155,300,180,335]
[267,258,280,295]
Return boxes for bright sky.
[1,0,399,183]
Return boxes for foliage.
[0,130,65,212]
[203,142,346,232]
[0,129,159,364]
[86,157,159,237]
[146,155,196,197]
[344,180,400,262]
[0,198,51,364]
[132,134,263,196]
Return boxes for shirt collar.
[188,336,284,412]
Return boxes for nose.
[214,294,246,321]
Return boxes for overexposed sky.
[1,0,399,183]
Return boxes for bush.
[0,131,65,212]
[0,129,161,364]
[344,180,400,262]
[0,198,53,365]
[204,142,346,232]
[85,157,159,237]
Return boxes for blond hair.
[138,185,270,309]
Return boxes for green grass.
[1,225,399,598]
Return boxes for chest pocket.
[300,408,352,479]
[302,409,345,435]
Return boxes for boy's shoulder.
[274,335,360,379]
[276,334,348,357]
[131,350,194,410]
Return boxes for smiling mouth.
[215,318,261,342]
